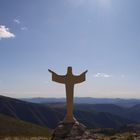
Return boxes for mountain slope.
[0,114,51,137]
[49,106,133,128]
[46,102,140,125]
[0,95,63,128]
[0,95,134,129]
[75,104,128,118]
[74,110,132,128]
[74,104,140,122]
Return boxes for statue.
[48,66,87,123]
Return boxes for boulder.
[51,121,95,140]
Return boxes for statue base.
[51,121,94,140]
[63,116,77,123]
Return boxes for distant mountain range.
[1,95,140,129]
[21,97,140,107]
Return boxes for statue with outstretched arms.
[48,66,88,123]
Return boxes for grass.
[0,114,52,138]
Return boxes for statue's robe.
[51,72,86,123]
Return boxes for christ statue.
[48,66,87,123]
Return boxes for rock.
[51,121,95,140]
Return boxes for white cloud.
[93,73,111,78]
[21,27,28,31]
[13,18,28,31]
[0,25,15,39]
[14,19,20,24]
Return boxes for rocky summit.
[51,121,94,140]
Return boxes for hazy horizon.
[0,0,140,98]
[1,94,140,100]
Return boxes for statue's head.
[67,66,72,74]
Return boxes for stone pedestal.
[51,121,94,140]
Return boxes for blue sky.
[0,0,140,98]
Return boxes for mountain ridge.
[21,97,140,107]
[0,95,136,129]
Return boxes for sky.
[0,0,140,98]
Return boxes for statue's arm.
[74,70,88,84]
[48,69,56,74]
[48,69,66,84]
[80,70,88,75]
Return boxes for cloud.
[13,18,28,31]
[14,18,20,24]
[93,73,111,78]
[0,25,15,39]
[21,27,28,31]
